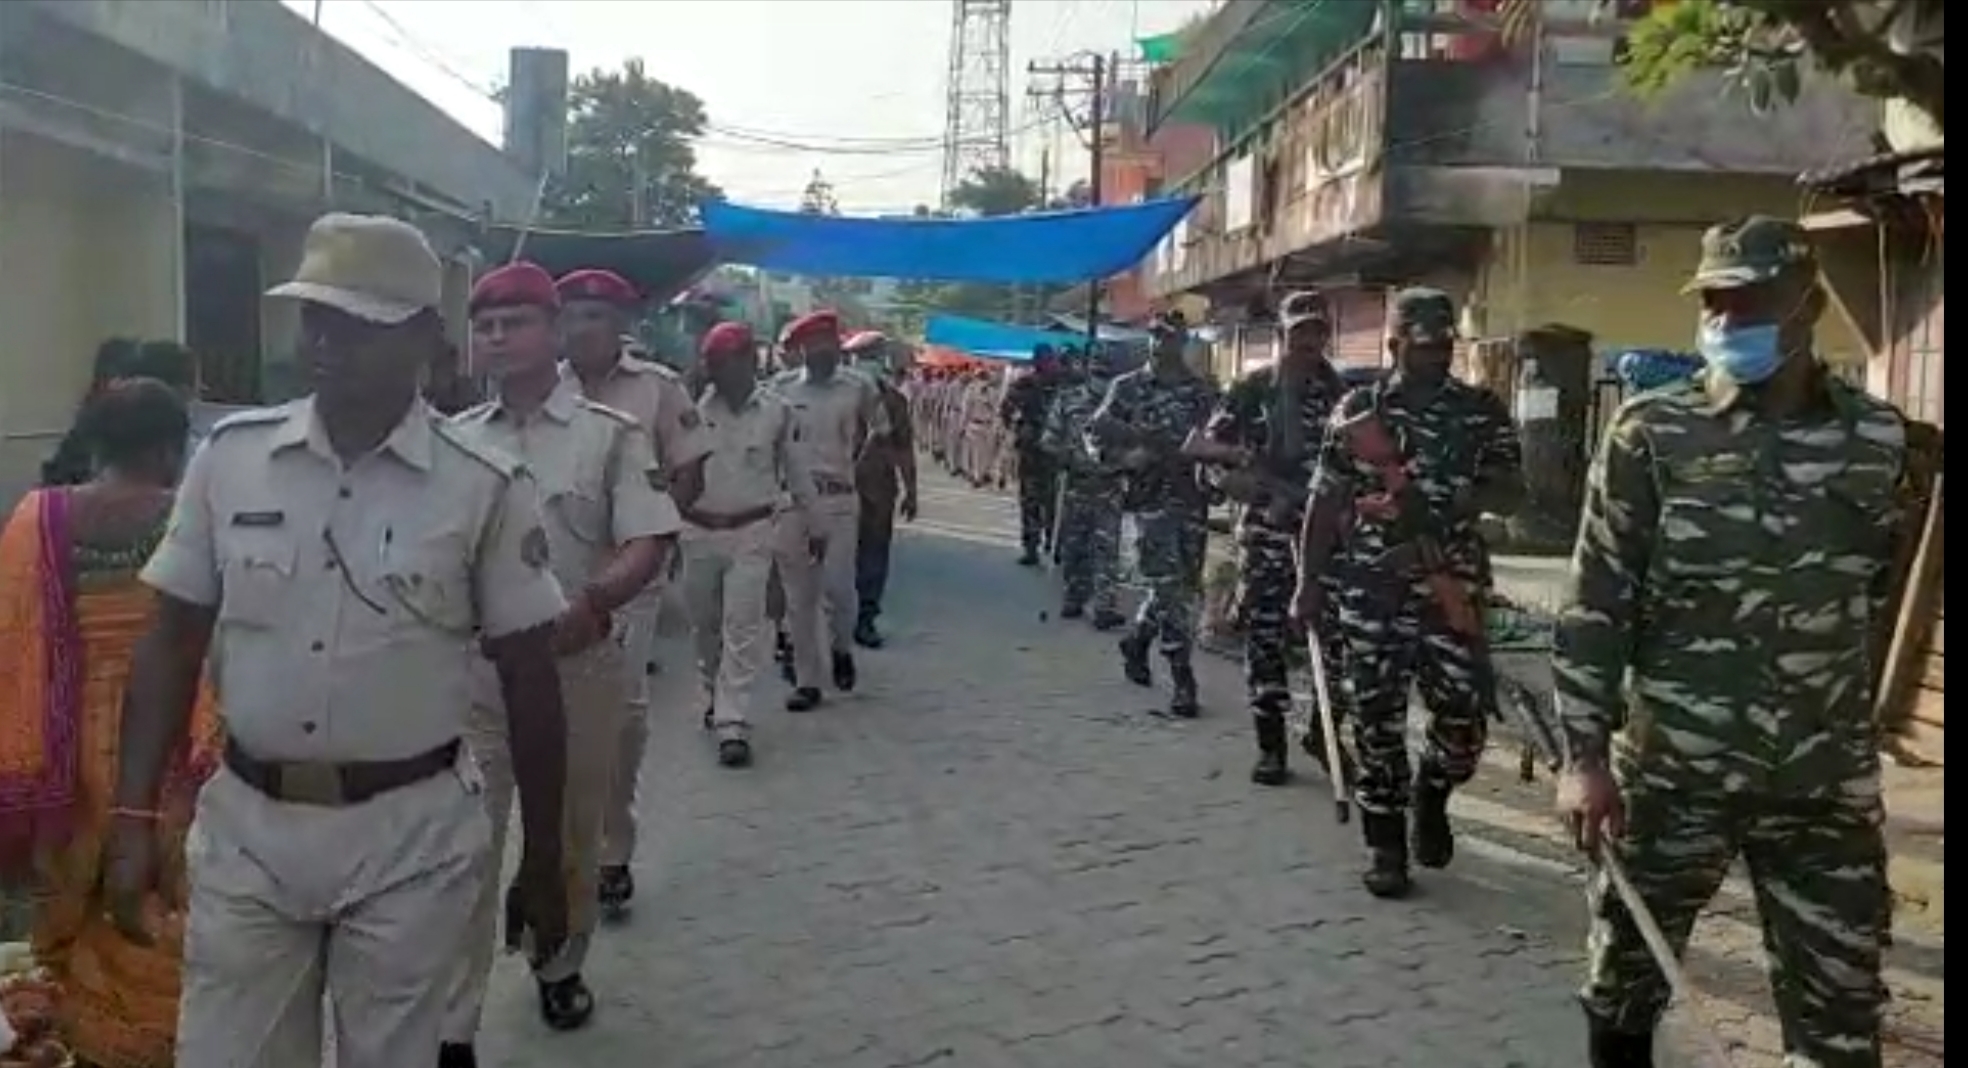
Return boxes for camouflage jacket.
[1204,361,1347,531]
[1552,371,1908,798]
[1088,366,1220,510]
[1042,376,1114,477]
[1309,374,1522,585]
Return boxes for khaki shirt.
[450,379,682,597]
[694,384,818,516]
[561,354,713,475]
[771,368,887,489]
[143,398,566,763]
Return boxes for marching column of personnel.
[96,209,1914,1068]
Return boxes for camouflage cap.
[1387,286,1457,344]
[1683,215,1815,293]
[1278,290,1331,330]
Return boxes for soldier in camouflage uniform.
[1188,293,1348,784]
[1001,345,1065,565]
[1297,288,1523,898]
[1044,345,1126,628]
[1554,217,1905,1068]
[1089,312,1220,717]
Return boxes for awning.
[925,314,1087,362]
[701,197,1200,284]
[476,226,718,305]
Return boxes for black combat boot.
[1059,600,1086,619]
[439,1042,477,1068]
[1017,545,1040,566]
[1586,1013,1656,1068]
[1167,658,1200,718]
[1118,630,1154,686]
[1091,608,1127,631]
[1410,769,1456,870]
[1250,708,1290,786]
[1360,811,1413,899]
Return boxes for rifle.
[1503,670,1735,1068]
[1332,407,1485,637]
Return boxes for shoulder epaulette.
[431,417,524,479]
[208,403,295,436]
[575,397,638,426]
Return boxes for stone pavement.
[470,474,1936,1068]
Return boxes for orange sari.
[0,488,220,1068]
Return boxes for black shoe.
[786,687,822,712]
[538,974,596,1031]
[853,618,885,648]
[1118,632,1153,687]
[701,706,714,731]
[1167,660,1200,719]
[1411,773,1455,870]
[439,1042,478,1068]
[1017,549,1040,566]
[1250,712,1291,787]
[775,632,796,685]
[1361,812,1413,899]
[598,865,634,916]
[1059,602,1086,620]
[1587,1013,1657,1068]
[832,650,858,691]
[1090,609,1127,632]
[719,738,753,768]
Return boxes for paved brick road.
[470,475,1937,1068]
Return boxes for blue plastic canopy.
[925,315,1088,362]
[700,197,1200,284]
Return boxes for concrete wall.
[27,0,535,220]
[1468,170,1865,363]
[0,133,179,500]
[1388,58,1876,175]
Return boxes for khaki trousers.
[773,494,860,689]
[599,593,661,869]
[681,517,776,738]
[442,643,624,1042]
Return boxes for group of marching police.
[106,213,917,1067]
[977,217,1910,1068]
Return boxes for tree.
[1505,0,1944,129]
[797,169,841,216]
[540,59,724,230]
[946,165,1045,218]
[794,168,873,319]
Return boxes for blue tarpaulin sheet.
[701,197,1200,284]
[925,315,1088,362]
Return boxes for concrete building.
[0,0,538,500]
[1138,0,1875,372]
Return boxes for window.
[1572,222,1639,267]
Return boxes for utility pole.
[1027,51,1107,347]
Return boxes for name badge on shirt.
[230,510,287,528]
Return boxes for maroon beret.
[470,261,559,314]
[700,321,756,360]
[782,309,842,348]
[555,269,641,307]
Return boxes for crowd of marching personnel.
[0,212,918,1068]
[0,210,1926,1068]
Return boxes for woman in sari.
[0,379,221,1068]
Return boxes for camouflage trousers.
[1057,476,1121,614]
[1584,782,1887,1067]
[1336,582,1490,815]
[1132,506,1208,662]
[1014,449,1059,553]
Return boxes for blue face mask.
[1697,321,1785,384]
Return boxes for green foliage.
[1611,0,1945,128]
[540,59,723,229]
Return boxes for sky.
[282,0,1213,214]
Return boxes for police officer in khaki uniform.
[772,310,886,711]
[684,323,818,766]
[441,263,680,1058]
[554,268,711,915]
[108,213,571,1067]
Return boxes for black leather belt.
[223,738,462,807]
[814,476,855,495]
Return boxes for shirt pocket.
[381,520,477,636]
[549,489,611,547]
[216,531,297,628]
